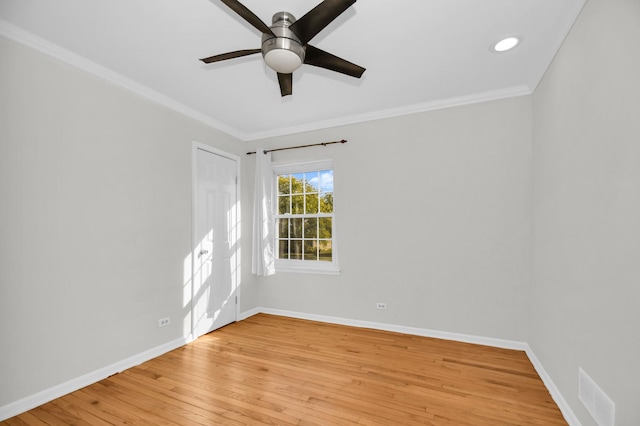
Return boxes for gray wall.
[531,0,640,424]
[0,36,245,406]
[246,96,533,342]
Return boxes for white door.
[193,147,238,338]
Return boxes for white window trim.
[273,159,340,275]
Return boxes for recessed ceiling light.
[492,36,521,53]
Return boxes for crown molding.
[1,19,533,143]
[0,19,244,141]
[242,85,533,141]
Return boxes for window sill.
[275,260,340,275]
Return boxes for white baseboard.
[248,307,528,350]
[525,345,582,426]
[241,307,581,425]
[0,335,191,421]
[238,307,261,321]
[3,309,581,425]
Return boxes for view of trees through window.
[276,169,333,262]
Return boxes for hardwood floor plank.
[28,404,90,426]
[1,417,29,426]
[62,392,132,425]
[80,381,180,426]
[6,411,49,426]
[47,397,112,426]
[119,371,248,425]
[1,314,567,425]
[102,374,238,426]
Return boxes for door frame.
[190,141,241,339]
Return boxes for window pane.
[291,218,302,239]
[278,239,289,259]
[278,195,290,214]
[278,175,291,195]
[319,240,332,262]
[319,217,332,238]
[291,173,304,194]
[304,218,317,238]
[273,165,335,268]
[320,192,333,213]
[305,194,319,214]
[304,171,319,193]
[278,218,289,238]
[319,170,333,192]
[290,240,302,260]
[291,195,304,214]
[304,240,318,260]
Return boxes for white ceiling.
[0,0,585,141]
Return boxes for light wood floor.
[3,314,567,425]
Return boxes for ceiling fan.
[200,0,366,97]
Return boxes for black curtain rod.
[247,139,347,155]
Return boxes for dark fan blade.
[304,45,365,78]
[277,73,293,97]
[200,49,261,64]
[220,0,275,36]
[289,0,356,45]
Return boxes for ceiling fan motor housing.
[261,12,306,73]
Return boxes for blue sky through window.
[307,170,333,193]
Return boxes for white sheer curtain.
[251,149,276,276]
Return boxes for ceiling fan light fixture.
[261,12,305,74]
[201,1,365,96]
[492,36,521,53]
[264,48,303,73]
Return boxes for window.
[273,160,338,274]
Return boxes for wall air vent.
[578,368,615,426]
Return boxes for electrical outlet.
[376,303,387,310]
[158,317,171,328]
